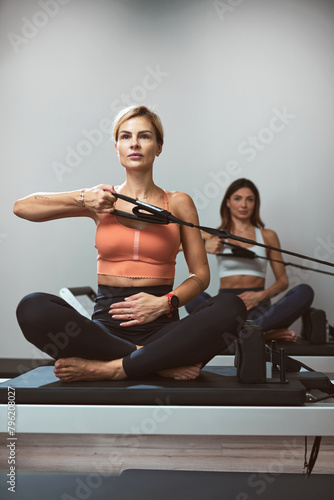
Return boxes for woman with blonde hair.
[14,106,247,382]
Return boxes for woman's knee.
[215,291,246,310]
[16,292,53,332]
[290,283,314,306]
[209,292,247,329]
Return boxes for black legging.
[16,286,247,377]
[185,284,314,332]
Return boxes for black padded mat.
[1,470,334,500]
[0,365,308,406]
[276,338,334,356]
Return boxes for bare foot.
[54,357,127,382]
[265,329,297,342]
[157,363,202,381]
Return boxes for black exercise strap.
[112,192,334,271]
[113,192,170,224]
[221,242,334,277]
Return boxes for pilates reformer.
[1,318,333,413]
[1,193,334,481]
[2,191,334,401]
[0,318,334,479]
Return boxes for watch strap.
[165,293,178,317]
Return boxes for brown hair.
[219,178,265,230]
[112,105,164,146]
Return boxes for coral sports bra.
[95,191,180,279]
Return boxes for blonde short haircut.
[112,105,164,146]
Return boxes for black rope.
[222,242,334,277]
[113,192,170,224]
[304,436,322,477]
[112,192,334,270]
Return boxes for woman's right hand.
[83,184,117,214]
[205,236,224,254]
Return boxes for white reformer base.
[0,402,333,436]
[1,355,334,437]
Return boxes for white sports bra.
[217,227,268,279]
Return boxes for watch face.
[171,295,179,309]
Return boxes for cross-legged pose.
[185,178,314,342]
[14,105,247,382]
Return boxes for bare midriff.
[219,275,265,289]
[98,274,174,288]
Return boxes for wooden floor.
[1,433,334,475]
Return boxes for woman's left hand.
[238,291,263,311]
[109,293,169,327]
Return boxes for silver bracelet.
[78,189,86,207]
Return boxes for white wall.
[1,0,333,358]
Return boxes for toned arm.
[13,184,117,223]
[169,191,210,306]
[261,228,289,300]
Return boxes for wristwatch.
[165,293,179,317]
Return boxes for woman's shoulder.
[261,227,280,245]
[165,190,195,208]
[165,189,192,201]
[165,190,197,220]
